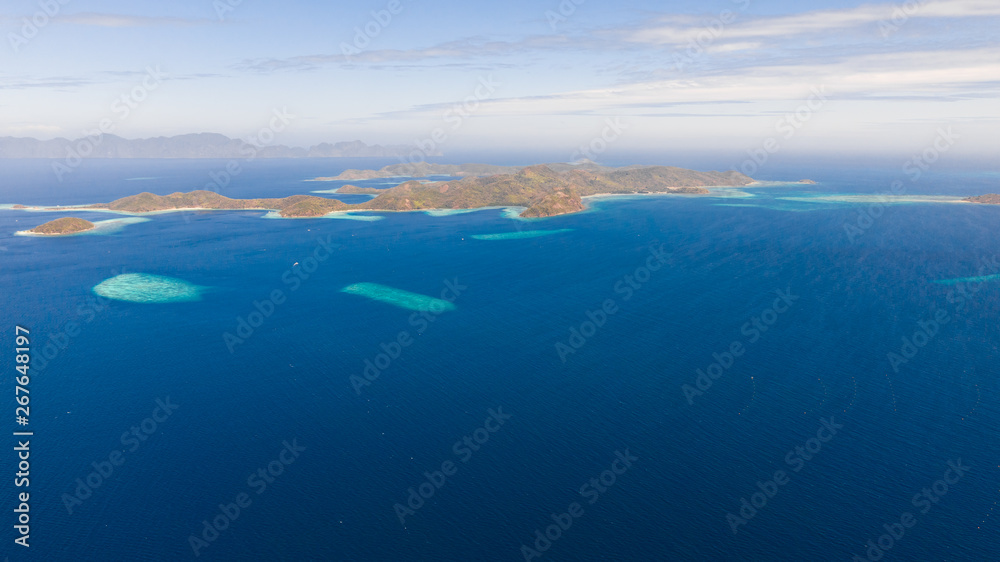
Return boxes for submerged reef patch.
[93,273,206,303]
[340,282,456,312]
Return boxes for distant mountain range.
[314,160,748,182]
[0,133,437,159]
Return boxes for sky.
[1,0,998,160]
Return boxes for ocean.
[1,157,998,561]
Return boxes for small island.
[25,217,96,235]
[798,179,817,184]
[964,194,1000,204]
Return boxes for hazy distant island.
[312,162,530,181]
[23,217,95,235]
[8,163,754,218]
[335,185,383,195]
[0,133,436,159]
[964,194,1000,204]
[798,179,817,184]
[311,159,683,181]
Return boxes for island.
[8,163,755,218]
[334,185,384,195]
[311,159,667,182]
[798,179,817,184]
[332,163,752,216]
[24,217,96,235]
[964,194,1000,204]
[88,191,350,218]
[311,162,525,181]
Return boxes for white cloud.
[627,0,1000,45]
[59,13,213,27]
[704,42,763,54]
[417,48,1000,117]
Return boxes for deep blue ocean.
[1,157,998,561]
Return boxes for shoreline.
[14,217,150,237]
[15,228,96,237]
[3,203,533,219]
[3,183,988,225]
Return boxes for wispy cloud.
[249,0,999,131]
[236,36,575,72]
[234,0,1000,77]
[627,0,1000,45]
[57,12,213,27]
[0,69,226,92]
[0,77,93,90]
[371,47,1000,118]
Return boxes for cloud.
[236,35,589,72]
[0,77,93,90]
[390,48,1000,118]
[233,0,1000,78]
[626,0,1000,45]
[704,42,763,54]
[58,12,214,27]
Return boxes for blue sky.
[2,0,998,158]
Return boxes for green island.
[10,163,755,218]
[25,217,96,235]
